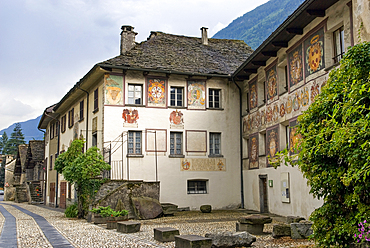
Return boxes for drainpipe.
[77,86,89,148]
[38,127,47,204]
[232,78,245,209]
[45,113,60,208]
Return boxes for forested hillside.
[0,116,43,143]
[213,0,305,49]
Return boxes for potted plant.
[90,206,112,224]
[90,206,128,228]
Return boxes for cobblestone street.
[0,201,315,248]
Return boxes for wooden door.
[60,182,67,209]
[259,175,269,213]
[49,183,55,205]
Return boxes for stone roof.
[100,32,253,76]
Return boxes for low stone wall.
[90,180,160,219]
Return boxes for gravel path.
[0,202,315,248]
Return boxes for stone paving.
[0,201,315,248]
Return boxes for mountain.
[0,116,44,143]
[212,0,305,50]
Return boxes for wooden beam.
[252,61,266,66]
[261,51,277,57]
[306,9,325,17]
[286,28,303,35]
[272,41,288,47]
[244,69,258,74]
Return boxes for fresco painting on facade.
[147,77,166,107]
[304,27,325,76]
[292,92,300,112]
[288,45,304,90]
[73,121,79,140]
[180,158,226,171]
[272,104,279,122]
[249,79,258,111]
[266,106,273,123]
[122,109,139,124]
[169,110,184,125]
[187,81,206,110]
[289,118,302,156]
[266,64,278,104]
[104,74,124,105]
[286,96,292,114]
[266,125,279,167]
[279,102,286,117]
[249,133,259,169]
[300,87,310,107]
[310,81,320,102]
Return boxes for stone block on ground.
[272,224,291,238]
[290,221,313,239]
[236,222,264,235]
[93,215,106,225]
[154,227,180,242]
[238,215,272,225]
[286,216,305,224]
[175,235,212,248]
[205,231,256,247]
[117,221,141,233]
[131,196,163,220]
[200,205,212,213]
[161,203,178,216]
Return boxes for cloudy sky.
[0,0,268,131]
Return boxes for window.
[208,89,221,108]
[170,87,183,107]
[61,115,66,133]
[80,100,84,121]
[92,132,97,147]
[50,155,53,170]
[333,26,345,63]
[128,131,142,155]
[209,133,221,156]
[187,180,208,194]
[170,132,182,155]
[50,123,55,140]
[68,108,74,128]
[128,84,142,104]
[94,88,99,112]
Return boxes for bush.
[90,206,128,218]
[65,203,78,218]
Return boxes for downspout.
[45,113,60,208]
[77,86,89,148]
[38,127,47,204]
[232,78,245,209]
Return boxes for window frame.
[187,180,208,194]
[208,88,221,109]
[209,132,222,156]
[80,100,84,121]
[170,86,184,107]
[128,84,143,105]
[127,131,142,155]
[170,132,183,156]
[333,26,345,64]
[61,115,66,133]
[94,88,99,112]
[68,108,74,128]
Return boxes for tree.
[55,139,110,218]
[7,123,25,156]
[0,132,9,154]
[275,42,370,246]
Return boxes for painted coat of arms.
[266,126,279,167]
[304,27,325,76]
[122,109,139,124]
[289,119,302,155]
[105,74,123,105]
[249,133,259,169]
[147,78,166,107]
[288,46,304,88]
[169,110,183,125]
[188,81,206,109]
[249,80,258,110]
[266,65,278,103]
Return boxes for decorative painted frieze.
[180,158,226,171]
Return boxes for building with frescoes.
[233,0,369,218]
[38,26,253,209]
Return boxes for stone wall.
[91,180,160,219]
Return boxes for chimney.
[120,25,137,54]
[201,27,208,45]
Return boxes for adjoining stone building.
[38,27,253,209]
[233,0,369,218]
